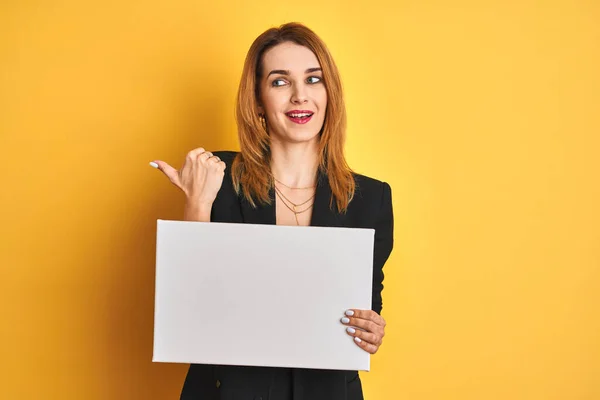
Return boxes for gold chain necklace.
[274,185,315,208]
[273,177,316,190]
[274,185,315,225]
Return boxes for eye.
[307,76,322,84]
[271,78,287,87]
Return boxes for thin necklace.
[275,190,314,225]
[274,185,315,208]
[274,185,315,225]
[273,176,316,190]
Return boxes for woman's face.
[258,42,327,145]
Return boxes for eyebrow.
[267,67,322,77]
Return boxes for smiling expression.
[258,42,328,145]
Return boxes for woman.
[151,22,393,400]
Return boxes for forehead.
[261,42,321,73]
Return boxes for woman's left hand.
[341,309,386,354]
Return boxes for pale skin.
[151,41,386,354]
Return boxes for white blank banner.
[153,219,374,371]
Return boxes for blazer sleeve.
[372,182,394,314]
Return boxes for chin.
[272,127,321,145]
[285,131,321,144]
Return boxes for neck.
[270,139,320,188]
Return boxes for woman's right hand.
[151,148,226,208]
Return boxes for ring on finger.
[197,152,212,161]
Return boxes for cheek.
[262,92,287,116]
[317,90,328,112]
[260,85,277,112]
[319,99,328,119]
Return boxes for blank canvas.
[153,219,374,371]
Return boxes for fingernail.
[341,317,350,324]
[346,327,356,334]
[354,337,362,343]
[149,162,158,169]
[345,310,354,316]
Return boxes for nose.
[291,83,308,104]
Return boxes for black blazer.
[180,151,394,400]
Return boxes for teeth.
[288,113,312,118]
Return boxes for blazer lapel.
[310,172,346,228]
[240,186,276,225]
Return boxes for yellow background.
[1,1,599,399]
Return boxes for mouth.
[285,110,314,124]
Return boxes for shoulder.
[352,173,391,204]
[344,172,392,227]
[338,173,393,238]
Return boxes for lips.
[285,110,314,124]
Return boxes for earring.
[259,114,267,130]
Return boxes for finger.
[198,151,213,162]
[215,160,226,172]
[151,160,181,187]
[186,147,206,160]
[345,326,380,345]
[208,155,221,163]
[345,309,385,326]
[341,316,379,334]
[353,336,379,354]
